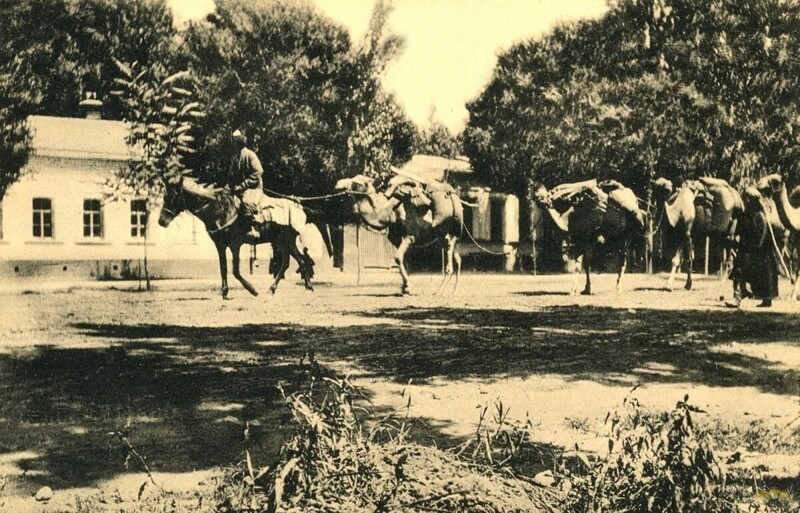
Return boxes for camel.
[335,174,463,295]
[529,179,645,295]
[652,177,743,291]
[757,174,800,299]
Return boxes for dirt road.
[1,271,799,507]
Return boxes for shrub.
[564,393,733,513]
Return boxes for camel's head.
[335,174,376,195]
[530,183,552,208]
[757,173,783,197]
[653,177,674,196]
[335,175,379,216]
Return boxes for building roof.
[28,115,133,161]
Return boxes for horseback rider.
[229,130,265,238]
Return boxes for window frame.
[32,197,54,239]
[130,198,148,239]
[82,198,103,239]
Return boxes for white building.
[0,109,218,279]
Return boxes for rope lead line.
[263,188,348,203]
[462,223,510,256]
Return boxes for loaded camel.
[335,174,463,296]
[529,179,645,295]
[652,177,743,291]
[158,176,315,298]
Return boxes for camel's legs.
[452,239,462,295]
[685,235,694,290]
[215,240,230,299]
[395,236,414,295]
[666,246,681,291]
[434,235,456,296]
[570,253,583,296]
[616,240,628,295]
[581,245,593,295]
[231,243,259,297]
[790,268,800,301]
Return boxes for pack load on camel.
[653,177,743,291]
[336,172,464,296]
[160,176,317,298]
[530,178,645,295]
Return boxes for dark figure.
[726,187,779,308]
[229,130,265,238]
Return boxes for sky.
[167,0,608,133]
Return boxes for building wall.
[0,154,218,278]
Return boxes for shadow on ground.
[1,302,798,493]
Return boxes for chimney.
[79,91,103,120]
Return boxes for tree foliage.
[179,0,414,197]
[414,110,461,159]
[463,0,800,195]
[0,0,176,197]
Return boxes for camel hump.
[698,176,730,188]
[607,186,641,216]
[597,179,625,193]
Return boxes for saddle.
[383,175,461,228]
[253,195,307,234]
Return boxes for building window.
[32,198,53,238]
[83,199,103,238]
[130,199,148,238]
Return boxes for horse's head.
[158,178,186,228]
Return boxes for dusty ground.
[0,270,799,510]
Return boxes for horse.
[158,177,315,298]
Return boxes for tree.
[463,0,800,195]
[179,0,413,197]
[414,109,461,158]
[0,0,177,197]
[109,60,203,289]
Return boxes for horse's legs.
[685,234,694,290]
[288,239,314,291]
[434,235,456,296]
[268,236,292,295]
[215,240,229,299]
[616,239,628,295]
[395,236,414,295]
[581,245,592,295]
[231,243,258,297]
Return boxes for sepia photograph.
[1,0,799,511]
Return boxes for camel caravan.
[162,164,800,301]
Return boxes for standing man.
[229,129,265,238]
[726,187,779,308]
